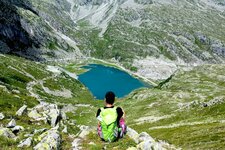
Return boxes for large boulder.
[34,128,60,150]
[16,105,27,116]
[28,102,61,127]
[127,127,139,143]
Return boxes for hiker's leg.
[97,125,103,138]
[119,118,127,137]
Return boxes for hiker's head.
[105,91,115,105]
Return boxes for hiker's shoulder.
[116,106,123,111]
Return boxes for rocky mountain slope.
[1,0,225,149]
[1,1,225,69]
[0,54,225,149]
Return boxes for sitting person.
[96,91,127,142]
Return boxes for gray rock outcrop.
[127,127,178,150]
[34,128,60,150]
[28,102,62,127]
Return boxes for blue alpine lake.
[78,64,151,100]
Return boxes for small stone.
[88,142,96,145]
[62,126,67,133]
[16,105,27,116]
[0,113,5,120]
[72,138,81,150]
[61,111,67,120]
[18,137,32,148]
[7,119,16,128]
[12,89,20,94]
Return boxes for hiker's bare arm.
[122,108,126,119]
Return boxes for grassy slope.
[0,55,102,149]
[119,64,225,149]
[1,54,225,149]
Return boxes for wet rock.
[0,112,5,120]
[16,105,27,116]
[0,127,16,138]
[34,128,60,150]
[18,137,32,148]
[7,119,16,128]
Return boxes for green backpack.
[100,107,120,142]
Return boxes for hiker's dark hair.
[105,91,115,104]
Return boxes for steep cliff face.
[0,0,82,61]
[0,0,41,60]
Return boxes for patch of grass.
[82,132,136,150]
[119,64,225,149]
[149,122,225,150]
